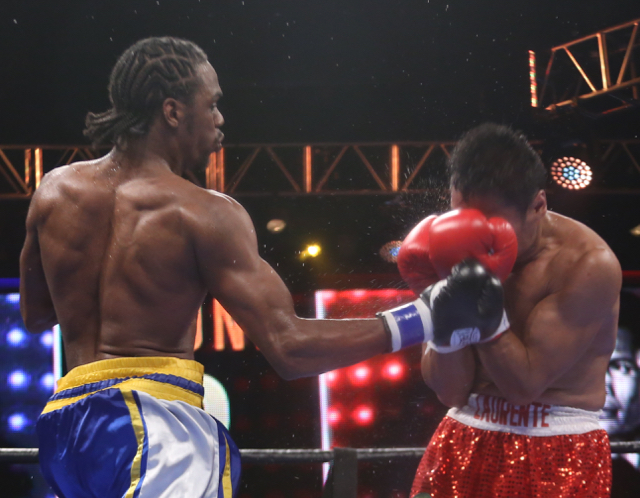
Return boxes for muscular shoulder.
[184,188,250,229]
[26,164,76,225]
[182,187,256,252]
[547,213,622,302]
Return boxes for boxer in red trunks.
[398,124,622,498]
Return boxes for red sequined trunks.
[411,394,611,498]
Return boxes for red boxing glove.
[397,215,439,295]
[397,209,517,296]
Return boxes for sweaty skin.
[422,189,622,411]
[20,62,389,376]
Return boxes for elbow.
[268,355,302,381]
[436,392,469,409]
[261,335,309,381]
[501,386,544,407]
[21,308,57,334]
[426,376,472,408]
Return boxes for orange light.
[213,299,245,351]
[529,50,538,108]
[35,148,43,189]
[24,149,31,187]
[304,145,312,192]
[391,145,399,191]
[194,308,203,351]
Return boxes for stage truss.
[2,140,640,199]
[538,18,640,115]
[0,142,455,199]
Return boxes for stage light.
[6,293,20,304]
[266,219,286,233]
[40,330,54,349]
[379,241,402,263]
[8,413,28,432]
[203,374,231,429]
[306,244,321,257]
[382,360,405,381]
[40,373,55,391]
[529,50,538,108]
[327,406,342,426]
[8,370,30,390]
[325,370,339,386]
[301,243,322,259]
[551,157,592,190]
[349,364,372,386]
[6,328,28,347]
[630,224,640,237]
[353,405,374,425]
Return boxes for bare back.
[28,154,212,369]
[473,211,620,410]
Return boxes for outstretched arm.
[20,199,57,333]
[475,249,622,406]
[193,193,390,379]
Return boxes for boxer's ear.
[529,190,547,221]
[161,97,185,129]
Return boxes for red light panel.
[382,360,405,381]
[353,405,374,425]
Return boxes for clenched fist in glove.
[378,259,509,353]
[397,208,518,295]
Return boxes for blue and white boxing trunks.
[36,357,241,498]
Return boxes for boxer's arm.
[422,344,476,407]
[19,200,57,333]
[194,195,389,380]
[474,248,622,406]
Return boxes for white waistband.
[447,394,604,436]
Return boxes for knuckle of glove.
[430,259,505,348]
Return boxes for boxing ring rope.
[2,444,640,497]
[3,442,640,464]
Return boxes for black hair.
[84,36,208,148]
[449,123,547,214]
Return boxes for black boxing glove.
[378,259,509,353]
[426,259,509,353]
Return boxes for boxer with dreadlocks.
[21,37,508,498]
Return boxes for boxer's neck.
[513,214,550,267]
[112,130,182,175]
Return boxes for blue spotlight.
[40,330,54,349]
[6,328,28,347]
[8,413,28,432]
[8,370,31,390]
[40,373,55,391]
[6,293,20,304]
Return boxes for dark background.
[1,1,640,497]
[0,0,638,144]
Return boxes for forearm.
[264,317,390,380]
[475,332,544,405]
[422,346,475,407]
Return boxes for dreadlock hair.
[84,37,208,148]
[449,123,547,215]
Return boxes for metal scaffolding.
[538,18,640,114]
[0,142,455,199]
[2,139,640,199]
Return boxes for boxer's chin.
[194,155,210,172]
